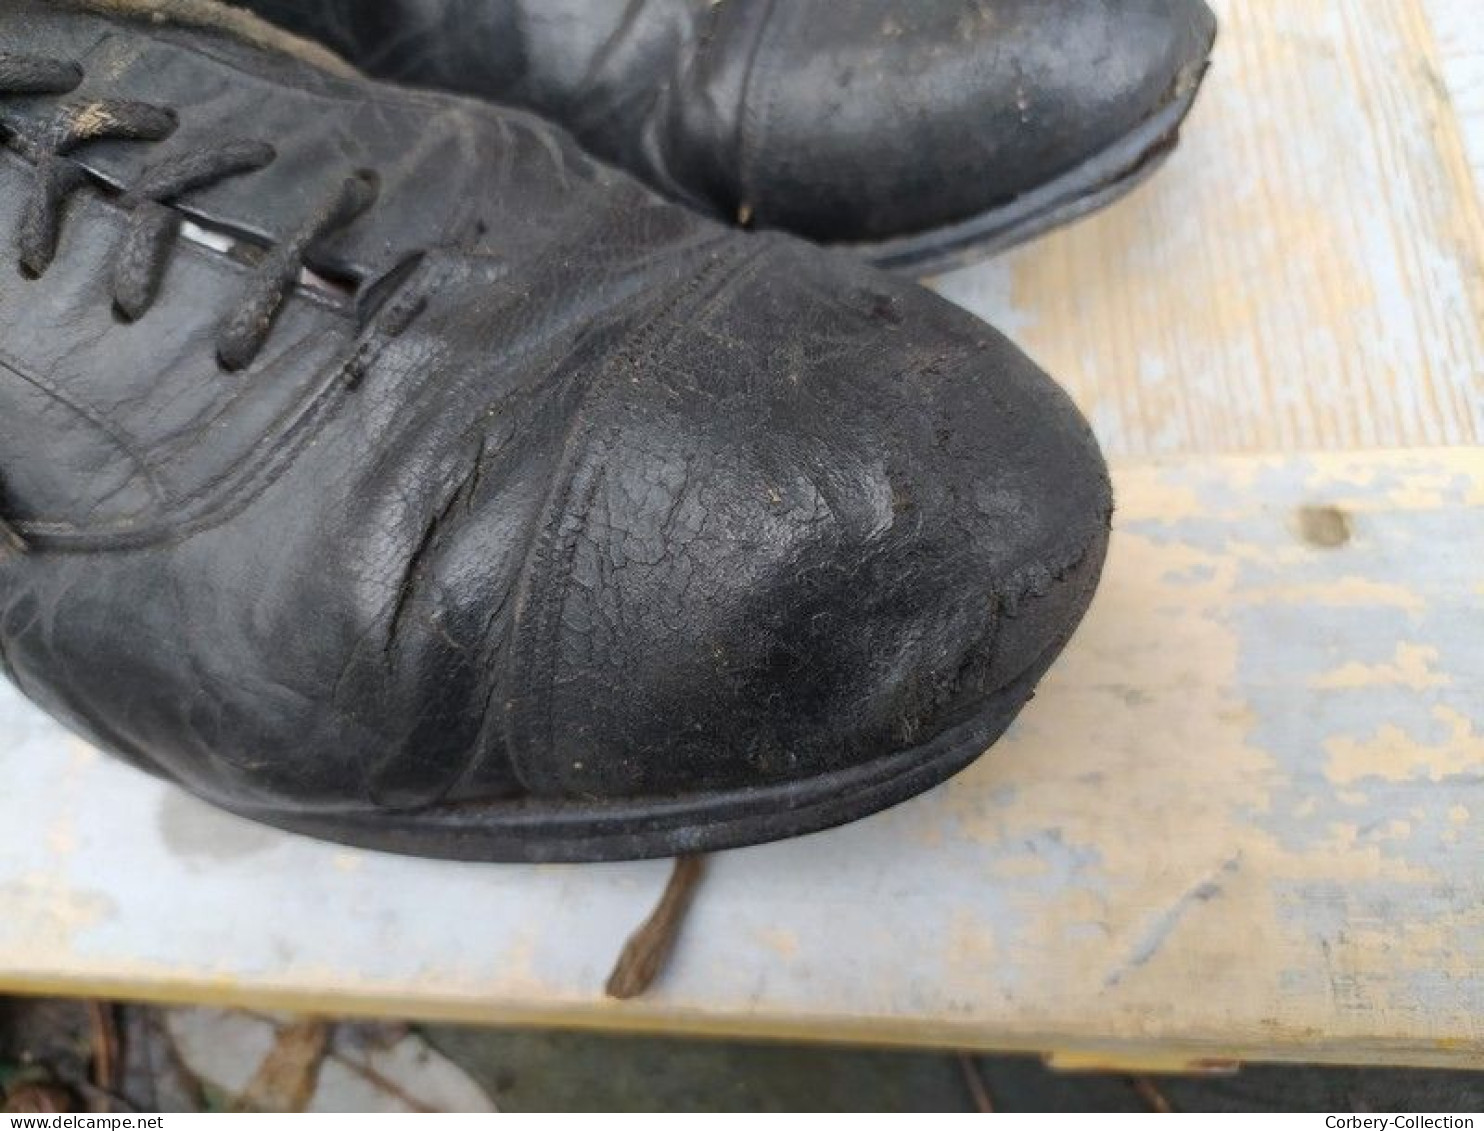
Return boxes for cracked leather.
[237,0,1218,244]
[0,0,1109,847]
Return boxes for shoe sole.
[221,532,1106,863]
[855,61,1212,277]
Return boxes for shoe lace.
[0,51,381,553]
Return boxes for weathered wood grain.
[3,448,1480,1068]
[1425,0,1484,183]
[936,0,1484,458]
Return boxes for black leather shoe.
[236,0,1217,274]
[0,0,1111,862]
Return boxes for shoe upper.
[237,0,1217,246]
[0,0,1111,817]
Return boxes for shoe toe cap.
[1030,0,1218,173]
[744,0,1217,243]
[502,244,1110,800]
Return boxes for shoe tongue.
[1,0,610,280]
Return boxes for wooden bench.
[3,0,1481,1071]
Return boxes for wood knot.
[1294,504,1352,549]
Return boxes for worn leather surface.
[239,0,1217,243]
[0,0,1110,822]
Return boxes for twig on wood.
[332,1053,436,1114]
[959,1053,995,1113]
[605,855,707,1000]
[1131,1075,1174,1113]
[86,1002,120,1111]
[232,1019,332,1113]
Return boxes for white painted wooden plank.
[3,449,1480,1068]
[1424,0,1484,188]
[934,0,1484,459]
[2,0,1482,1072]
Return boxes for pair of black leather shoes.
[0,0,1214,862]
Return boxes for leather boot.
[238,0,1218,273]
